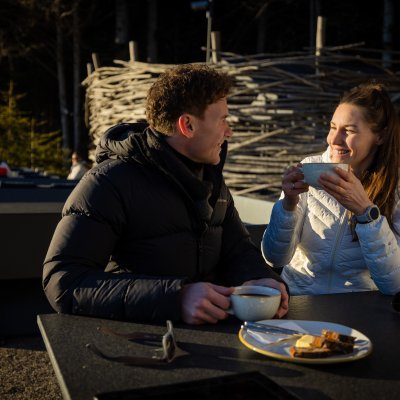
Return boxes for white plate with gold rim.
[239,320,373,364]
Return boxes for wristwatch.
[355,205,380,224]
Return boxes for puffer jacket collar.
[95,123,228,222]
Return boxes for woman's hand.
[319,167,373,215]
[282,164,309,211]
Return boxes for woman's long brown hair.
[340,83,400,235]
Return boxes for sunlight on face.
[327,103,381,176]
[186,98,233,165]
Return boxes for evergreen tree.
[0,81,68,176]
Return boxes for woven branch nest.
[83,47,400,200]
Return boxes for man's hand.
[181,282,234,325]
[241,278,289,318]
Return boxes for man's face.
[185,97,233,165]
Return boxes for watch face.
[370,206,380,220]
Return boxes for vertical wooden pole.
[206,10,212,63]
[211,31,221,64]
[315,16,325,75]
[86,63,93,77]
[315,16,325,57]
[91,53,99,70]
[129,41,138,62]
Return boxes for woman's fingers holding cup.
[283,166,307,191]
[284,179,309,195]
[319,171,372,214]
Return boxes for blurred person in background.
[67,151,91,180]
[0,160,11,177]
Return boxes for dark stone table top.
[38,291,400,400]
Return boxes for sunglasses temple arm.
[86,343,168,365]
[98,326,162,341]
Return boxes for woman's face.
[327,103,383,176]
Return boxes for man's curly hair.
[146,64,233,136]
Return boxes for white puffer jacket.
[262,149,400,295]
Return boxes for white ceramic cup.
[302,163,348,189]
[229,285,281,321]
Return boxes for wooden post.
[211,31,221,64]
[91,53,99,70]
[205,1,213,64]
[315,16,325,57]
[129,41,138,62]
[315,16,325,75]
[86,63,93,77]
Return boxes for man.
[43,64,289,325]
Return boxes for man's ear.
[177,114,194,138]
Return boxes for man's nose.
[225,125,233,138]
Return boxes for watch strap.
[355,205,380,224]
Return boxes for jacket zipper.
[327,209,349,292]
[158,165,214,279]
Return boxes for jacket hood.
[95,122,149,164]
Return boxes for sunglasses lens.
[392,292,400,312]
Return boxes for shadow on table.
[87,334,303,380]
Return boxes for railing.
[0,178,77,279]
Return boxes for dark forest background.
[0,0,398,175]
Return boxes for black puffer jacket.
[43,123,283,322]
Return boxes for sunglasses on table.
[86,320,177,365]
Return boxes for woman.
[262,83,400,295]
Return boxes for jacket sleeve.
[43,172,184,323]
[261,195,306,268]
[356,198,400,295]
[217,190,286,287]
